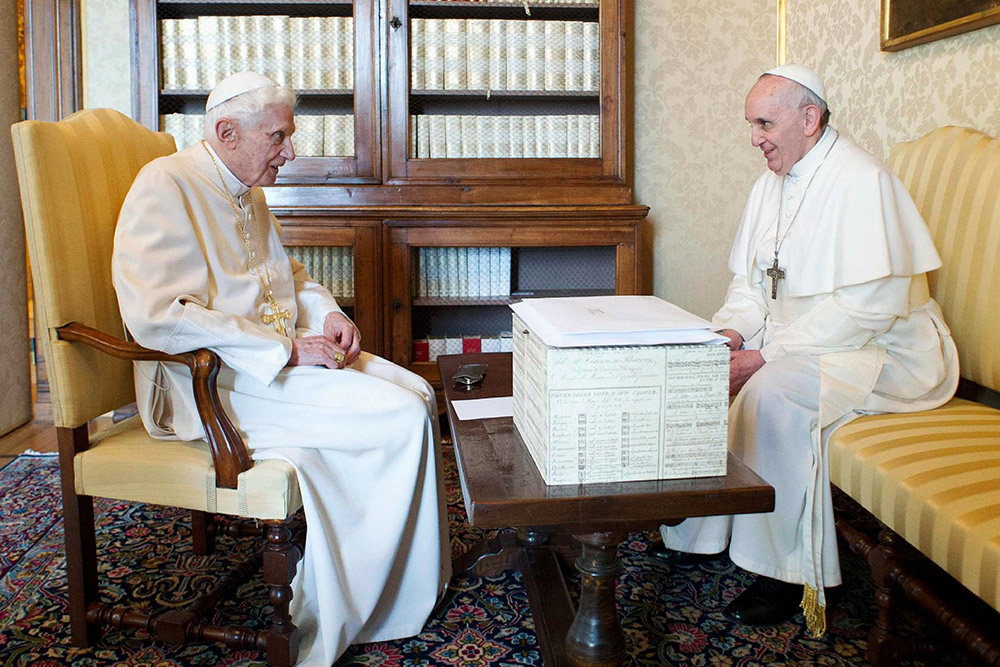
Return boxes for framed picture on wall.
[881,0,1000,51]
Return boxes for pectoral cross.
[766,256,785,300]
[261,305,292,334]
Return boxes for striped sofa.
[828,127,1000,666]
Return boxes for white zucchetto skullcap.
[762,64,825,104]
[206,71,279,112]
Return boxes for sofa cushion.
[74,418,302,521]
[829,398,1000,610]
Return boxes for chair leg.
[57,426,100,647]
[191,511,216,556]
[263,520,301,667]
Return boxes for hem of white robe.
[728,548,843,588]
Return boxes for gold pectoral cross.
[261,305,292,334]
[766,256,785,300]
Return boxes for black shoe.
[723,575,803,626]
[646,539,713,564]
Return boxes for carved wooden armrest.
[56,322,253,489]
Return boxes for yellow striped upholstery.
[11,109,176,428]
[830,399,1000,609]
[888,127,1000,393]
[830,127,1000,613]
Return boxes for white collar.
[788,126,837,180]
[200,140,251,198]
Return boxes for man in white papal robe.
[653,65,958,636]
[112,72,451,667]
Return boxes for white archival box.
[510,296,729,485]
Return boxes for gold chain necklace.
[765,131,839,300]
[202,141,291,335]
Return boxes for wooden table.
[439,353,775,667]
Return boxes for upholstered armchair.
[11,108,303,666]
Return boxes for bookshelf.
[129,0,647,383]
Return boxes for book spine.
[466,19,489,91]
[565,21,585,92]
[417,114,431,158]
[544,21,566,91]
[445,335,463,355]
[177,19,199,89]
[509,115,522,158]
[233,17,253,79]
[583,21,599,92]
[417,247,428,297]
[590,114,599,157]
[468,246,481,297]
[159,19,179,90]
[505,20,527,91]
[323,17,341,88]
[488,19,506,92]
[445,247,460,296]
[462,336,482,354]
[342,16,355,89]
[296,115,324,156]
[428,336,446,362]
[524,21,544,91]
[444,116,462,158]
[499,247,512,296]
[410,19,425,91]
[493,116,510,158]
[522,114,537,158]
[249,15,269,78]
[489,247,501,296]
[288,17,307,89]
[267,15,290,86]
[410,114,418,158]
[457,247,470,296]
[429,115,447,158]
[424,19,445,90]
[412,339,430,362]
[443,19,467,90]
[461,115,477,158]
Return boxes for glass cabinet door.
[385,0,625,187]
[136,0,379,183]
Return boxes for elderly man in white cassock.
[112,71,451,666]
[649,65,958,636]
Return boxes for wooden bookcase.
[130,0,648,379]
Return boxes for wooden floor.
[0,420,57,462]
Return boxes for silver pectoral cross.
[766,256,785,300]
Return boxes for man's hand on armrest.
[287,336,348,370]
[323,311,362,365]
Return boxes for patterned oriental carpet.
[0,449,976,667]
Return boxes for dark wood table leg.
[565,531,627,667]
[452,527,551,577]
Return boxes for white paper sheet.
[510,295,729,348]
[451,396,514,421]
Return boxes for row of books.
[285,246,355,298]
[161,114,354,156]
[411,114,599,158]
[160,17,354,92]
[412,333,514,362]
[411,19,599,92]
[416,247,512,298]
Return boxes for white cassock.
[112,141,451,666]
[661,127,959,635]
